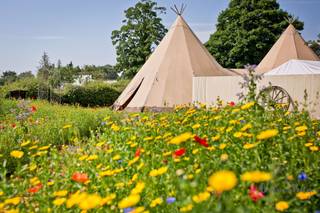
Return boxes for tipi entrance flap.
[115,78,144,110]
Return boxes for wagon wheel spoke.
[273,89,282,100]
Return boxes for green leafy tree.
[111,0,167,79]
[18,71,35,80]
[308,33,320,57]
[0,71,17,84]
[206,0,304,68]
[37,52,54,81]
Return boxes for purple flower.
[124,207,134,213]
[166,197,176,204]
[298,172,307,181]
[101,122,106,126]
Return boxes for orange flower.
[28,183,43,193]
[71,172,89,183]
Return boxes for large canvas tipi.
[113,13,236,112]
[256,24,320,74]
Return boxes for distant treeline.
[0,52,119,87]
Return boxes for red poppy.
[229,101,235,107]
[11,123,16,128]
[135,148,141,157]
[71,172,89,183]
[28,183,43,193]
[194,136,209,147]
[249,184,264,202]
[173,148,186,157]
[31,105,37,112]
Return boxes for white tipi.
[256,24,320,74]
[113,11,236,111]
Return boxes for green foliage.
[17,71,35,80]
[0,71,17,85]
[111,0,167,79]
[206,0,304,68]
[62,81,121,107]
[110,79,130,92]
[308,33,320,57]
[1,77,42,99]
[0,100,319,212]
[0,99,111,175]
[37,52,54,81]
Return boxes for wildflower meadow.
[0,98,319,213]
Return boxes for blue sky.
[0,0,319,74]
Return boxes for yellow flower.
[66,192,87,208]
[0,191,3,196]
[208,170,237,193]
[180,204,193,212]
[241,123,252,131]
[296,191,317,200]
[118,194,140,209]
[53,190,68,197]
[304,143,313,147]
[275,201,289,212]
[100,193,116,206]
[131,206,145,213]
[115,182,125,188]
[112,154,121,160]
[211,135,220,141]
[256,129,278,140]
[241,171,272,182]
[63,124,72,129]
[219,144,227,150]
[30,177,40,185]
[192,191,210,203]
[38,145,50,151]
[3,209,19,213]
[21,140,31,147]
[10,150,24,158]
[309,146,319,151]
[241,102,255,110]
[111,124,120,131]
[295,125,307,132]
[87,155,98,161]
[150,197,163,208]
[4,197,21,205]
[53,198,66,206]
[131,182,145,195]
[233,132,242,138]
[168,132,192,145]
[78,194,102,210]
[149,167,168,177]
[128,157,139,166]
[192,149,199,154]
[220,154,228,161]
[192,124,201,129]
[243,143,259,149]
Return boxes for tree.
[308,33,320,57]
[18,71,34,79]
[206,0,304,68]
[37,52,54,81]
[111,0,167,78]
[0,71,17,84]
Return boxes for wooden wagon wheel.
[257,86,293,111]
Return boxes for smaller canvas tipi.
[113,7,236,112]
[256,24,320,74]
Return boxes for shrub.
[110,79,130,92]
[62,81,120,107]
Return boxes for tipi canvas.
[113,15,236,112]
[256,24,320,74]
